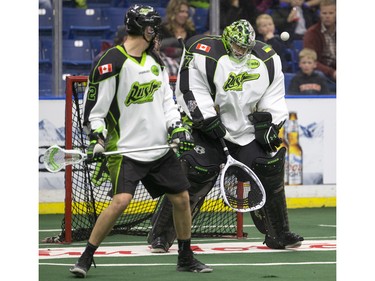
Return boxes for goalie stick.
[43,144,178,173]
[219,138,266,212]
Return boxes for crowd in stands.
[39,0,336,96]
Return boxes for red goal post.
[59,75,245,243]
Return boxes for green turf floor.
[39,207,336,281]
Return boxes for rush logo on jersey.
[98,64,113,75]
[196,43,211,52]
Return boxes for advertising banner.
[38,97,336,202]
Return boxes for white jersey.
[83,45,181,162]
[175,35,288,146]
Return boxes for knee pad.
[180,152,219,210]
[180,148,220,186]
[251,147,286,196]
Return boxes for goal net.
[47,75,245,243]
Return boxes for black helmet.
[125,5,162,37]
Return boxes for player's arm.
[255,54,288,125]
[82,50,120,160]
[176,50,226,139]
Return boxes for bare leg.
[88,193,133,246]
[166,191,191,240]
[70,192,133,277]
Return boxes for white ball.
[280,31,290,41]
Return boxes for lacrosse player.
[69,5,212,277]
[148,19,304,253]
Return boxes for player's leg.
[167,191,213,273]
[250,146,304,249]
[70,155,140,278]
[70,193,132,277]
[148,133,221,252]
[144,149,213,273]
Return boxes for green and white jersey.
[83,45,181,162]
[176,35,288,146]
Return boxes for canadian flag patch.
[98,63,113,75]
[196,43,211,52]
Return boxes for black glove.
[248,112,282,153]
[197,116,227,139]
[87,128,106,163]
[168,122,195,154]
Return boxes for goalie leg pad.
[249,147,303,248]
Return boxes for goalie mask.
[222,19,256,61]
[125,4,162,43]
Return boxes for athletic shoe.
[69,252,96,278]
[177,252,213,273]
[150,237,171,253]
[264,231,304,249]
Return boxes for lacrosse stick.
[219,138,266,212]
[43,144,177,173]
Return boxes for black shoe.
[177,252,213,273]
[150,237,171,253]
[264,231,304,249]
[69,252,96,278]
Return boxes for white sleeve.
[256,54,289,124]
[175,51,217,121]
[82,76,117,136]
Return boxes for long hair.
[165,0,195,34]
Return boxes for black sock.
[178,239,191,254]
[84,241,98,256]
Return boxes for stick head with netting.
[43,145,86,173]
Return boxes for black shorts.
[106,150,190,198]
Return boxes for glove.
[248,112,282,153]
[87,128,106,163]
[197,116,226,139]
[168,122,195,154]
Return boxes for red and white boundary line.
[39,240,336,259]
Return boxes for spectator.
[161,0,196,41]
[159,0,196,71]
[255,14,290,72]
[63,0,87,8]
[272,0,319,41]
[288,48,330,94]
[155,36,181,77]
[303,0,336,82]
[220,0,259,31]
[255,0,279,14]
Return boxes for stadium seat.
[283,48,299,73]
[126,0,162,6]
[101,7,127,37]
[39,38,53,72]
[39,72,53,97]
[284,73,294,94]
[111,0,129,7]
[62,39,93,75]
[90,38,113,58]
[155,7,166,19]
[63,7,111,39]
[39,8,53,38]
[86,0,113,8]
[192,8,209,34]
[293,39,303,55]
